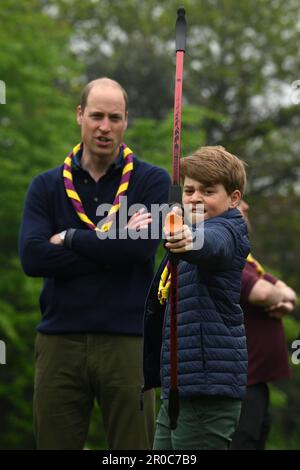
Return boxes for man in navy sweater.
[19,77,170,450]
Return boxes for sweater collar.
[72,145,124,173]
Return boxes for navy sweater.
[19,149,170,335]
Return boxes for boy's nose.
[191,191,204,202]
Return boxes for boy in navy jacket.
[143,146,250,450]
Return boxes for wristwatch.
[63,228,76,249]
[59,230,67,242]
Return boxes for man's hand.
[275,280,297,306]
[125,208,152,230]
[49,234,63,245]
[266,301,295,319]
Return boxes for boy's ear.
[229,190,242,208]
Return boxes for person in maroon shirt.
[231,200,297,450]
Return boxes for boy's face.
[182,176,241,224]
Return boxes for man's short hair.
[181,145,247,195]
[80,77,128,113]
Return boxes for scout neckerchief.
[63,142,134,232]
[158,260,171,305]
[246,253,265,276]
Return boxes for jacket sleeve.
[19,175,102,278]
[70,167,171,263]
[180,220,238,269]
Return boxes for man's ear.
[76,105,83,126]
[230,189,242,208]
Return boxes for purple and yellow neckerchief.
[63,142,134,232]
[246,253,265,276]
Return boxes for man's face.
[76,85,128,162]
[182,176,240,224]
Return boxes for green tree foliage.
[49,0,300,191]
[126,105,223,171]
[46,0,300,285]
[47,1,300,299]
[1,0,300,450]
[0,0,82,449]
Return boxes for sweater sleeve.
[70,167,171,263]
[19,175,102,278]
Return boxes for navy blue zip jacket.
[143,208,250,399]
[19,148,170,335]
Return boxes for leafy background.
[0,0,300,449]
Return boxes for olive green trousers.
[34,332,155,450]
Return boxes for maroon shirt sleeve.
[263,272,277,285]
[241,262,278,303]
[241,262,259,303]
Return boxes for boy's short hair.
[181,146,247,195]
